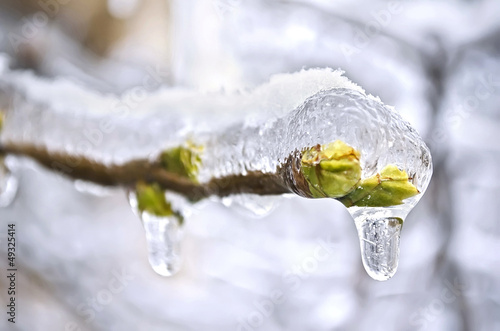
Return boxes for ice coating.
[0,61,433,280]
[1,65,431,199]
[201,88,432,280]
[202,88,432,198]
[0,59,363,164]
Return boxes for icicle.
[354,216,402,281]
[141,212,183,277]
[0,157,18,208]
[128,185,184,277]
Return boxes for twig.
[0,142,300,200]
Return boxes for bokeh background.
[1,0,500,330]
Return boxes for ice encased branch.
[0,57,431,210]
[0,57,433,280]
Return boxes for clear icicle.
[0,157,18,208]
[128,191,183,277]
[141,212,183,277]
[349,202,416,281]
[355,216,403,281]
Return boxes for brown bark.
[0,142,294,201]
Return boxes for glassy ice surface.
[0,63,432,280]
[202,88,432,191]
[128,192,183,277]
[0,156,18,207]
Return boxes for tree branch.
[0,141,295,201]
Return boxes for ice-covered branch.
[0,141,290,200]
[0,62,432,280]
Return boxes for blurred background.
[1,0,500,330]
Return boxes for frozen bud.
[159,142,202,183]
[135,181,183,223]
[339,164,419,207]
[301,140,362,198]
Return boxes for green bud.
[339,164,420,207]
[135,182,183,224]
[160,142,202,182]
[301,140,362,198]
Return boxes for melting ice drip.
[355,216,403,281]
[141,213,183,277]
[0,66,432,280]
[128,191,183,276]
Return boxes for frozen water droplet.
[355,216,403,281]
[0,158,18,207]
[142,212,183,277]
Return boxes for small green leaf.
[301,140,362,198]
[135,182,184,224]
[136,182,175,217]
[339,165,419,207]
[160,142,202,182]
